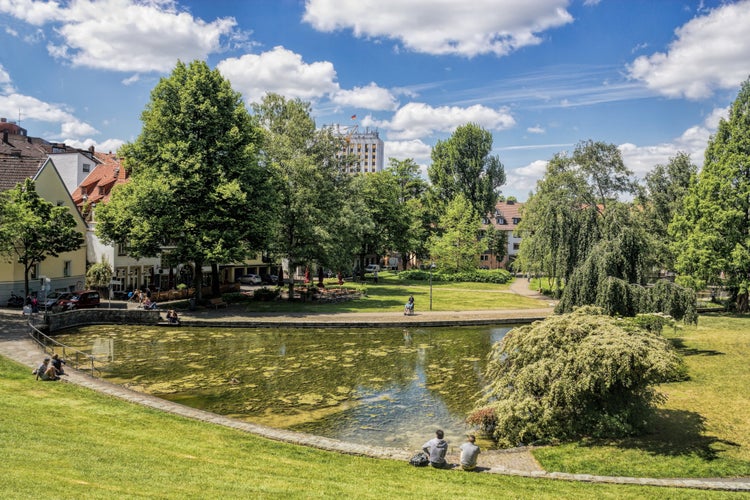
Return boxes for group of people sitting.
[128,289,158,309]
[33,354,66,381]
[420,429,481,471]
[165,309,180,325]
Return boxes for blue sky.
[2,0,750,200]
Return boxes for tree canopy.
[473,308,685,447]
[670,77,750,312]
[428,123,505,216]
[251,93,346,297]
[0,179,83,297]
[428,193,484,272]
[96,60,273,299]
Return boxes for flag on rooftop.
[351,114,357,120]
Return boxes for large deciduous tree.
[251,93,345,299]
[0,179,83,297]
[671,77,750,312]
[428,123,506,216]
[96,60,273,300]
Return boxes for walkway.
[1,283,748,492]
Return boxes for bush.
[253,287,280,302]
[476,307,685,447]
[398,268,512,284]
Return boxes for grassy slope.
[0,356,721,499]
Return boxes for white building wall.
[49,152,97,194]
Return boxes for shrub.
[397,268,512,284]
[253,287,280,302]
[476,307,685,447]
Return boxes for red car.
[54,290,101,311]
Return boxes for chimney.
[88,145,95,153]
[0,118,6,123]
[2,130,7,144]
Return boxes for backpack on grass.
[409,452,429,467]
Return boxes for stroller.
[404,296,415,316]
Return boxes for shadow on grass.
[670,337,725,357]
[590,409,740,461]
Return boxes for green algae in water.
[56,325,510,450]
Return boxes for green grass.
[0,356,733,499]
[240,273,546,313]
[533,314,750,479]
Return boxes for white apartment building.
[337,127,384,174]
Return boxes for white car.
[364,264,381,273]
[237,274,262,285]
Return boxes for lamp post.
[429,262,435,311]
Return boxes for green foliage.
[670,77,750,313]
[85,258,113,290]
[96,60,272,299]
[428,193,484,272]
[477,308,685,447]
[0,179,83,296]
[252,287,280,302]
[398,268,512,284]
[428,123,505,216]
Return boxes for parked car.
[364,264,381,273]
[42,291,72,310]
[54,290,100,311]
[237,274,262,285]
[261,274,279,285]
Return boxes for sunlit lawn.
[533,314,750,479]
[0,356,728,499]
[240,272,546,313]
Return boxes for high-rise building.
[336,126,384,174]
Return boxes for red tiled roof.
[487,200,524,230]
[72,152,129,208]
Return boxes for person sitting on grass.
[51,353,66,376]
[459,434,481,471]
[422,429,449,469]
[33,357,59,381]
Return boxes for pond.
[55,325,511,450]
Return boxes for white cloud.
[64,137,125,154]
[527,125,545,134]
[331,83,398,111]
[121,74,140,86]
[384,139,432,163]
[218,46,339,105]
[0,0,61,25]
[303,0,573,58]
[505,160,549,194]
[628,0,750,99]
[376,102,515,140]
[619,107,728,176]
[2,0,238,73]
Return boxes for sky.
[1,0,750,201]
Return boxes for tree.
[516,141,637,292]
[671,77,750,312]
[0,179,83,297]
[96,60,273,300]
[473,308,685,447]
[251,93,346,299]
[428,194,484,272]
[428,123,506,216]
[86,257,113,298]
[483,226,508,269]
[637,152,697,272]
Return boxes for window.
[496,217,506,225]
[83,163,90,172]
[482,217,490,224]
[117,242,128,256]
[512,217,521,224]
[30,263,39,280]
[513,243,520,250]
[63,260,72,277]
[98,186,105,195]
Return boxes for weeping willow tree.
[472,307,685,447]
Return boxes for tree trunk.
[210,263,220,296]
[738,291,749,313]
[193,260,203,301]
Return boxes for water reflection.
[56,325,510,450]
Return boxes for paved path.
[1,283,749,491]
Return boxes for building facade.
[480,199,524,270]
[337,127,384,174]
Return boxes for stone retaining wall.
[47,309,161,333]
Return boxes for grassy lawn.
[0,356,731,499]
[240,273,546,313]
[533,314,750,479]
